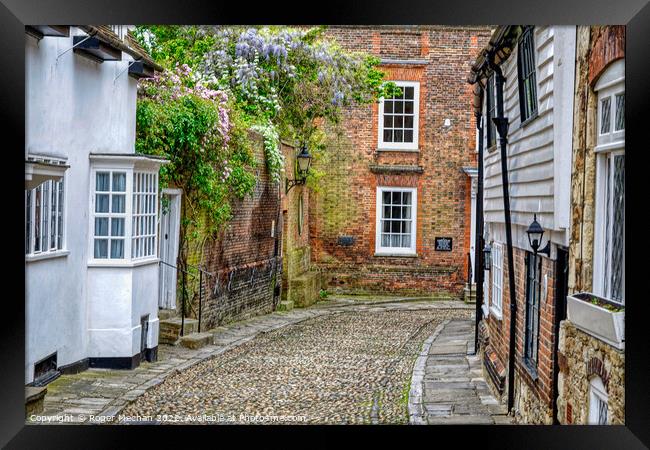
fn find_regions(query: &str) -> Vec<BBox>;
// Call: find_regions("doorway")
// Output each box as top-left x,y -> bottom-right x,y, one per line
159,189 -> 182,310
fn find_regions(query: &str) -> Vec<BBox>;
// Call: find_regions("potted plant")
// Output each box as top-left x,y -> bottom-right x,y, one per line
566,292 -> 625,350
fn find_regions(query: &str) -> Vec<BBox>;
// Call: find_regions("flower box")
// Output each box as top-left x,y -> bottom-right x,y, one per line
566,292 -> 624,350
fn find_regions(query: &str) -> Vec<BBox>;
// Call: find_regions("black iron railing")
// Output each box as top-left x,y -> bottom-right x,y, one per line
159,260 -> 214,335
467,252 -> 473,302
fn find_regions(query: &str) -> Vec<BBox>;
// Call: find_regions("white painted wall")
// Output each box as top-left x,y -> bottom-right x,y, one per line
25,27 -> 159,383
482,26 -> 576,253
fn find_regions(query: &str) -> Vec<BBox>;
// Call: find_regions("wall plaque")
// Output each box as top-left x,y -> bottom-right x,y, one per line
435,237 -> 453,251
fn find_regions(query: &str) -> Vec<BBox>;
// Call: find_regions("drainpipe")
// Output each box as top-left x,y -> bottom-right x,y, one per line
474,108 -> 485,354
488,55 -> 518,414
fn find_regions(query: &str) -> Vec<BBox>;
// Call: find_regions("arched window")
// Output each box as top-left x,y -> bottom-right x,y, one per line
588,376 -> 609,425
593,59 -> 625,304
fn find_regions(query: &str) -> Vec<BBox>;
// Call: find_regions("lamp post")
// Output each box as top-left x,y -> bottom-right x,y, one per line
526,214 -> 551,256
285,145 -> 312,194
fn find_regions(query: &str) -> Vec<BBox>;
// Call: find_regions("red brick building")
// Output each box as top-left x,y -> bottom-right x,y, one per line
309,26 -> 492,296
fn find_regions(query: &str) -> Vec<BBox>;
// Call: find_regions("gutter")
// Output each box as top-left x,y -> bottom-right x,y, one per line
473,90 -> 485,354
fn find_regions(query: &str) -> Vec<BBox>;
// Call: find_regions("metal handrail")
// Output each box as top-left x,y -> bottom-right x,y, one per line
159,260 -> 214,335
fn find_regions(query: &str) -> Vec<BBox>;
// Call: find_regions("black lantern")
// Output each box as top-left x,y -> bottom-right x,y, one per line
483,243 -> 492,271
526,214 -> 550,256
286,145 -> 312,193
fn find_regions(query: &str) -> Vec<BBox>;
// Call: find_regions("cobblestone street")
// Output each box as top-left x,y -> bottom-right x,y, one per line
30,297 -> 510,425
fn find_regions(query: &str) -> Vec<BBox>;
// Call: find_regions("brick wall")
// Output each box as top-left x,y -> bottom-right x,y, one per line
310,26 -> 491,296
184,133 -> 283,329
480,246 -> 558,424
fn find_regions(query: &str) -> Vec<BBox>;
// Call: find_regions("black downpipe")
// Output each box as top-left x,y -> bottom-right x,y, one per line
474,109 -> 485,354
490,60 -> 517,414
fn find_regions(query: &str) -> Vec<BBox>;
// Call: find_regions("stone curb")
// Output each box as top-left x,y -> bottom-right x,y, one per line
408,319 -> 451,425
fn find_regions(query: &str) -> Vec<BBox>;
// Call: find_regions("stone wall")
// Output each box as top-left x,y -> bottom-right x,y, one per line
309,26 -> 492,296
185,133 -> 283,329
556,321 -> 625,424
280,142 -> 323,309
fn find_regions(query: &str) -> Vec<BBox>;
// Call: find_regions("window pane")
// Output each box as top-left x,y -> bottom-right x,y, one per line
394,130 -> 403,142
402,192 -> 412,206
94,239 -> 108,258
610,155 -> 625,302
26,190 -> 32,254
615,94 -> 625,131
404,86 -> 414,99
383,130 -> 393,142
394,116 -> 403,128
34,187 -> 41,252
112,194 -> 125,213
95,218 -> 109,236
96,194 -> 109,213
382,220 -> 391,233
50,182 -> 57,249
111,239 -> 124,259
404,116 -> 413,129
111,218 -> 125,237
96,172 -> 110,191
57,181 -> 64,249
403,221 -> 411,233
401,235 -> 411,248
381,234 -> 390,247
112,172 -> 126,192
392,206 -> 401,218
391,234 -> 400,247
383,191 -> 391,205
391,220 -> 401,233
601,97 -> 611,134
384,100 -> 393,113
383,205 -> 391,219
404,101 -> 413,114
392,192 -> 401,204
384,115 -> 393,128
42,182 -> 49,252
394,101 -> 403,113
404,130 -> 413,143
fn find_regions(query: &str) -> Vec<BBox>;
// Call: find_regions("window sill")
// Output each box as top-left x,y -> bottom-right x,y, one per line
374,252 -> 418,258
489,306 -> 503,320
376,147 -> 419,153
486,144 -> 498,153
522,357 -> 539,381
519,110 -> 539,129
25,250 -> 70,263
87,257 -> 160,268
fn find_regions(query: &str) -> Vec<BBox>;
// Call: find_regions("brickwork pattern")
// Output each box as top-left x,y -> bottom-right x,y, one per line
481,246 -> 558,424
310,26 -> 491,295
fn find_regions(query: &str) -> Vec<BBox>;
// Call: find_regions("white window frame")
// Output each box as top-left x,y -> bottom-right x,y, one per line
131,171 -> 160,260
377,81 -> 420,151
25,178 -> 67,261
375,186 -> 417,256
593,59 -> 625,304
490,241 -> 504,318
588,376 -> 609,425
88,162 -> 160,267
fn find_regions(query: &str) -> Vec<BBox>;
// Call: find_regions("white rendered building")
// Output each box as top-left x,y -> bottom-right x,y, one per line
24,25 -> 166,384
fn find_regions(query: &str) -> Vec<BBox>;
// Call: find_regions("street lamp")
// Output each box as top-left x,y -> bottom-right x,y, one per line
285,145 -> 312,193
483,243 -> 492,271
526,213 -> 551,256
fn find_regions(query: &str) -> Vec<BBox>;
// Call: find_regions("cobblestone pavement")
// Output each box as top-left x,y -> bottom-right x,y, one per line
29,297 -> 475,425
408,319 -> 513,424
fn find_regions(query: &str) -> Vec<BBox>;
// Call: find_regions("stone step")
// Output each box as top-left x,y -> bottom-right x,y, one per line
159,318 -> 199,345
277,300 -> 294,312
158,308 -> 177,320
179,332 -> 213,350
25,386 -> 47,417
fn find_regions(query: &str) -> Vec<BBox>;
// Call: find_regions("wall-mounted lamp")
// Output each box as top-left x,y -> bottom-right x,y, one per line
285,145 -> 312,194
526,213 -> 551,257
483,243 -> 492,271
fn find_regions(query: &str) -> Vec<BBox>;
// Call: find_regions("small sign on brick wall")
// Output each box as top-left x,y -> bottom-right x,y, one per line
434,237 -> 453,251
338,236 -> 355,246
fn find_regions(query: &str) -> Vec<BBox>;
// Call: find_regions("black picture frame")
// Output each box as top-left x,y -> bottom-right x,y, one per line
2,0 -> 648,447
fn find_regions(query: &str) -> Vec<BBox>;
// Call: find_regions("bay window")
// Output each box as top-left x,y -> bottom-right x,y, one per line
88,154 -> 165,265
